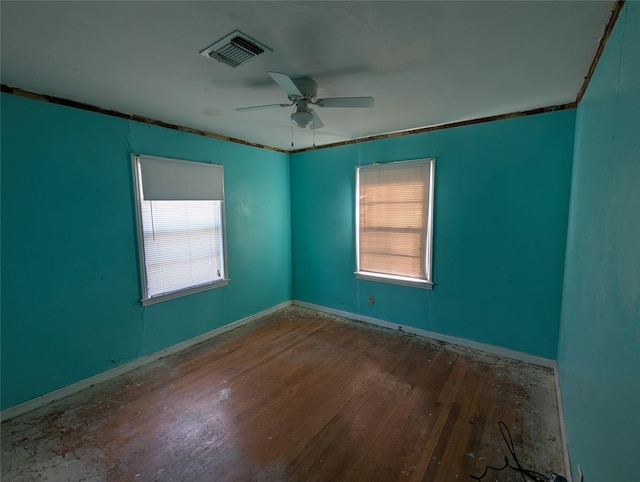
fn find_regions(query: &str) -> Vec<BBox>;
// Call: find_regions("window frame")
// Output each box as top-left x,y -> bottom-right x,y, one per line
355,158 -> 435,289
131,153 -> 229,306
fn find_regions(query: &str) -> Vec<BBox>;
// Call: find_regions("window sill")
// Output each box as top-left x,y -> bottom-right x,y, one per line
141,279 -> 229,306
355,271 -> 433,289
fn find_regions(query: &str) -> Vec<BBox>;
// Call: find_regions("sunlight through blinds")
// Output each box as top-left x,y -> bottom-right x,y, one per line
357,159 -> 433,281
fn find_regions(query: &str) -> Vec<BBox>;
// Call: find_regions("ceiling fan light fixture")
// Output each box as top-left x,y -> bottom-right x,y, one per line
291,110 -> 314,128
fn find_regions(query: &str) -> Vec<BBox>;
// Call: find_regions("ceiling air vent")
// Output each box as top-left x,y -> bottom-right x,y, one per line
200,30 -> 271,68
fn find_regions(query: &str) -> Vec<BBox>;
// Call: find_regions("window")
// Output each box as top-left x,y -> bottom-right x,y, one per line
356,158 -> 435,288
132,154 -> 228,305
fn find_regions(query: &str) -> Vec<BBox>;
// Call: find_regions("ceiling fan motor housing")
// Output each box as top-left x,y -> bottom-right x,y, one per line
290,77 -> 318,100
236,71 -> 372,130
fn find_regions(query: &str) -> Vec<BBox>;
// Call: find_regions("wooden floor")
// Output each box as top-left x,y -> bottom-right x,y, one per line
2,307 -> 564,481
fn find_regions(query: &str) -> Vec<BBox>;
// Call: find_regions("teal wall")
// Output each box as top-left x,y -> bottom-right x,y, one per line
291,110 -> 576,359
557,2 -> 640,480
1,94 -> 292,410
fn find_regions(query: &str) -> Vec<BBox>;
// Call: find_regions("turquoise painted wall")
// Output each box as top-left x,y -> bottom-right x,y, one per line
557,2 -> 640,480
0,94 -> 292,410
291,110 -> 576,359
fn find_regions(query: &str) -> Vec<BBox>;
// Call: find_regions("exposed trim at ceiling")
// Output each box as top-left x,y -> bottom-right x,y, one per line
0,84 -> 287,153
1,84 -> 577,154
575,0 -> 626,104
289,102 -> 577,154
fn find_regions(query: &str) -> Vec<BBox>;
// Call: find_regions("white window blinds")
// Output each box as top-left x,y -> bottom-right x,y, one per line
138,155 -> 224,201
356,159 -> 434,287
132,154 -> 227,305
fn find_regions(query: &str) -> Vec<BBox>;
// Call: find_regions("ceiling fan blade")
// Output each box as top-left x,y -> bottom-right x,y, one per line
315,96 -> 374,108
311,110 -> 324,129
268,71 -> 303,97
236,103 -> 291,112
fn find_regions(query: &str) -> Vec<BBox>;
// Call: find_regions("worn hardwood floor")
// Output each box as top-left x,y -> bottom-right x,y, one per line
1,307 -> 564,481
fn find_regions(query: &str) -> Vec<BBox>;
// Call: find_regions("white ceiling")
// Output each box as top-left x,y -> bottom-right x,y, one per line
1,1 -> 615,151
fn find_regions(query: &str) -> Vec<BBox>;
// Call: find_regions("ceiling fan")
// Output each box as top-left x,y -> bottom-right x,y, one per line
236,71 -> 374,129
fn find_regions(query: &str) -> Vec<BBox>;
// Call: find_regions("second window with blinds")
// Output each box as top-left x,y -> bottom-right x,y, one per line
356,158 -> 435,288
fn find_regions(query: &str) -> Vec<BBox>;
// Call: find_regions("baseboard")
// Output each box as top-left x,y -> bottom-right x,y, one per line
292,300 -> 556,368
0,300 -> 292,422
554,364 -> 573,482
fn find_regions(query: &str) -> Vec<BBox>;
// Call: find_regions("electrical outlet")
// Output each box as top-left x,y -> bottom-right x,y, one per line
368,295 -> 375,305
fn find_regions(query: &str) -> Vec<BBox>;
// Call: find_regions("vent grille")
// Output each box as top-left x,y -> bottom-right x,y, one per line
200,30 -> 271,68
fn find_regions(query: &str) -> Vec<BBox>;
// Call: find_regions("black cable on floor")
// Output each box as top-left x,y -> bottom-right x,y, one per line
470,421 -> 552,482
